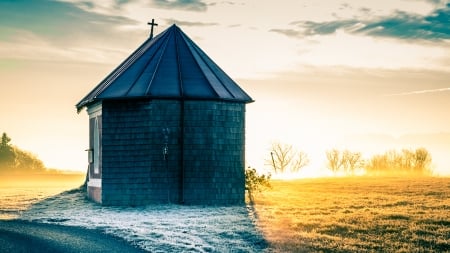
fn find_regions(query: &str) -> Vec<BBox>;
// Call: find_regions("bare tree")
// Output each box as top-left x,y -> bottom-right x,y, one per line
366,154 -> 385,176
342,150 -> 364,175
364,148 -> 432,176
326,149 -> 344,173
413,148 -> 432,173
267,142 -> 309,173
400,149 -> 414,171
292,151 -> 310,172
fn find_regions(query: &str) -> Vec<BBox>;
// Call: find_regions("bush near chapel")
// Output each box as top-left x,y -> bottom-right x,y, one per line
245,167 -> 271,202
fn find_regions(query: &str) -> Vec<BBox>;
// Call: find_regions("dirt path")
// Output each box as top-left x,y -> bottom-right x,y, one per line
0,220 -> 146,253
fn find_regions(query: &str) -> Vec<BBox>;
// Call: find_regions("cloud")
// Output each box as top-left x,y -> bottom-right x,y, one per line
228,24 -> 241,28
208,1 -> 243,6
425,0 -> 445,5
386,87 -> 450,96
115,0 -> 134,5
151,0 -> 207,11
358,7 -> 450,40
0,0 -> 136,44
292,20 -> 361,36
0,0 -> 140,64
164,19 -> 218,27
272,3 -> 450,41
269,29 -> 306,38
57,0 -> 134,9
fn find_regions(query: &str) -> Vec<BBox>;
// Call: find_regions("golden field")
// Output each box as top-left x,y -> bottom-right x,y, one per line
252,177 -> 450,252
0,173 -> 85,188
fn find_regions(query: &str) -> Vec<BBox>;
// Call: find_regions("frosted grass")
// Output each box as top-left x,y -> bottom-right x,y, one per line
20,188 -> 268,252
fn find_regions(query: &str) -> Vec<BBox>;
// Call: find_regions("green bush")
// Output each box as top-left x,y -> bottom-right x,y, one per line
245,167 -> 271,203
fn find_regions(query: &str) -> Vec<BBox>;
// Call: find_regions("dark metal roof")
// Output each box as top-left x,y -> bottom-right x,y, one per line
76,24 -> 253,111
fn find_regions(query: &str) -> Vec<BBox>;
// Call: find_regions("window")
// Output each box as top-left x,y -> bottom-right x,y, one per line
93,117 -> 100,174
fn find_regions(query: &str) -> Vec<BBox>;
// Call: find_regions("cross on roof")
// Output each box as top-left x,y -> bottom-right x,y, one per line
147,19 -> 158,39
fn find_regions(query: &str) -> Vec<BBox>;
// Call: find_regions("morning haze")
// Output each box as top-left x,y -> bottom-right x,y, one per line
0,1 -> 449,252
0,0 -> 449,175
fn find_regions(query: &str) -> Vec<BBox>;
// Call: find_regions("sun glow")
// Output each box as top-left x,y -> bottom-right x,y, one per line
270,168 -> 334,180
0,0 -> 449,176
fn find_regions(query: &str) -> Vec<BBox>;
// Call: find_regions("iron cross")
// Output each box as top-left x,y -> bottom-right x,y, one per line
147,19 -> 158,39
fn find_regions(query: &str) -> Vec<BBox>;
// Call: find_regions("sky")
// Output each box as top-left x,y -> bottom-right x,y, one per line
0,0 -> 449,176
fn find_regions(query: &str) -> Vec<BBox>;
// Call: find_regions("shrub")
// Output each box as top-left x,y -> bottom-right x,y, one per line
245,167 -> 271,203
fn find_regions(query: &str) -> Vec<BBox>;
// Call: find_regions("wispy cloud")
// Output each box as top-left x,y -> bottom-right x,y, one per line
386,87 -> 450,96
151,0 -> 207,12
269,28 -> 306,38
358,6 -> 450,40
164,19 -> 218,27
208,1 -> 244,7
57,0 -> 134,12
0,0 -> 135,43
289,20 -> 361,37
272,3 -> 450,41
0,0 -> 138,64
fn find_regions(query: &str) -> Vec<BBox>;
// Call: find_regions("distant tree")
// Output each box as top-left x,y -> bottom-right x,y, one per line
1,132 -> 11,148
326,149 -> 364,175
412,148 -> 432,174
365,148 -> 432,176
342,150 -> 364,175
292,151 -> 310,172
14,149 -> 45,172
268,142 -> 293,173
267,142 -> 309,173
400,149 -> 414,171
0,132 -> 47,173
0,132 -> 15,169
326,149 -> 344,173
365,154 -> 387,175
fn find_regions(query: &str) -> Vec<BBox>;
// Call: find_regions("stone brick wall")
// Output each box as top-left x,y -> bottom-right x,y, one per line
99,99 -> 245,206
183,101 -> 245,205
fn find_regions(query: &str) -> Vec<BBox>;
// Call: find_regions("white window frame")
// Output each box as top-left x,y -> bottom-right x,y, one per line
93,117 -> 100,174
87,102 -> 102,177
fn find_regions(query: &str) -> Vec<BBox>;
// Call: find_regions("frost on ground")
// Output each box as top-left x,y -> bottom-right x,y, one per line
19,188 -> 268,252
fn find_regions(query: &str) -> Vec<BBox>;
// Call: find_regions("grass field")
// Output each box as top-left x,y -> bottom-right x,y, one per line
252,177 -> 450,252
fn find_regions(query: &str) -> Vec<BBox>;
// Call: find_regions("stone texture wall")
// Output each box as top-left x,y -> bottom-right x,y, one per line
183,101 -> 245,205
99,99 -> 245,206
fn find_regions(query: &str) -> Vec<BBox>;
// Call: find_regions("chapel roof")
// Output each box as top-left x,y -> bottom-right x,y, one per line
76,24 -> 253,111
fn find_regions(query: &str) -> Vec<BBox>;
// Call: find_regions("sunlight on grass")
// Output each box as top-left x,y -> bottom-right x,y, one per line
253,177 -> 450,252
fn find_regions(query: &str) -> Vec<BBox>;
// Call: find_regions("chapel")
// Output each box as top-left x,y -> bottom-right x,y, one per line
76,24 -> 253,205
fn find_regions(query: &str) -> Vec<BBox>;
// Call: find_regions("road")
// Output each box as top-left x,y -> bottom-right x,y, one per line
0,220 -> 146,253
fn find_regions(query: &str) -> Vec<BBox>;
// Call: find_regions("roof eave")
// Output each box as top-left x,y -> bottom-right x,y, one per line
76,95 -> 253,112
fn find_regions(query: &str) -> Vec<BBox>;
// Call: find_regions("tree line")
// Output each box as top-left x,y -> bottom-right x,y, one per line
364,148 -> 432,176
326,148 -> 432,176
266,142 -> 433,176
0,132 -> 47,174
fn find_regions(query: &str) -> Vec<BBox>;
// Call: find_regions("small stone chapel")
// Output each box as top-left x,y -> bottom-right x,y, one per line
76,23 -> 253,206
